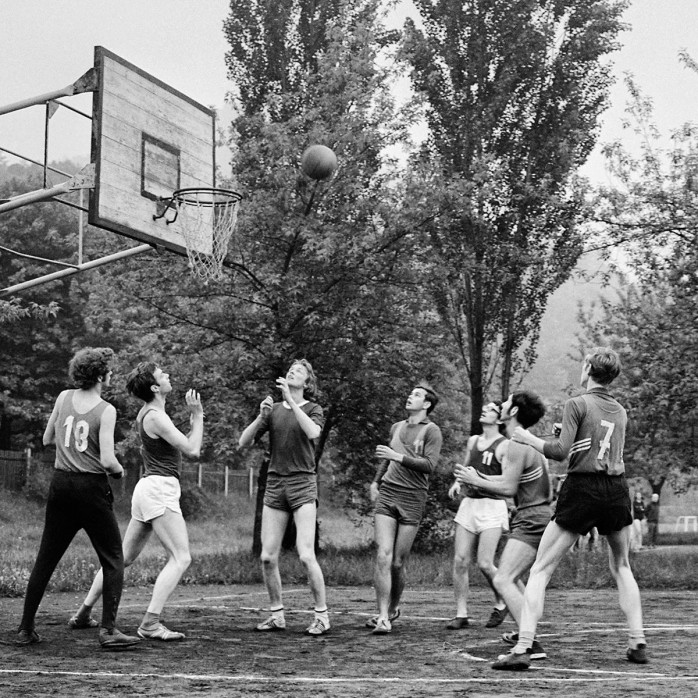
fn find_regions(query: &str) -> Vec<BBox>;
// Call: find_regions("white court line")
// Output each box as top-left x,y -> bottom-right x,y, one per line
41,591 -> 697,685
123,591 -> 698,633
0,668 -> 696,684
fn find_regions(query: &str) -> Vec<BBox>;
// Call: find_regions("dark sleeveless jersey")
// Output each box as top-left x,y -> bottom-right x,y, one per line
507,440 -> 552,510
138,408 -> 182,479
466,435 -> 506,499
54,390 -> 109,474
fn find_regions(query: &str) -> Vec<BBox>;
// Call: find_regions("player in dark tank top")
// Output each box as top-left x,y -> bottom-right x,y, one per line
70,361 -> 204,643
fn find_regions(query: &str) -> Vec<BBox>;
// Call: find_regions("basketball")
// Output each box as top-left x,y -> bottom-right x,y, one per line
301,145 -> 337,181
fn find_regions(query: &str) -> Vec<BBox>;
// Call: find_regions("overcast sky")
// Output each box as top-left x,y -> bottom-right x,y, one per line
1,0 -> 697,183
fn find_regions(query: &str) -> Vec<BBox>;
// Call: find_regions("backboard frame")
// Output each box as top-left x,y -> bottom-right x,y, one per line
89,46 -> 217,257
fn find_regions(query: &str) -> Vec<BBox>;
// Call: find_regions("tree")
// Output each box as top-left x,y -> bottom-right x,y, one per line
578,274 -> 698,498
579,71 -> 698,499
400,0 -> 628,432
0,175 -> 91,448
222,0 -> 466,548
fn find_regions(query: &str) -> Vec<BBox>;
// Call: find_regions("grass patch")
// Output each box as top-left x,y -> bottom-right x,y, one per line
2,487 -> 698,597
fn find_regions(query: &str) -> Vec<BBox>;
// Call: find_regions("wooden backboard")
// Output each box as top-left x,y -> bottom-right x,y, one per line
89,46 -> 216,256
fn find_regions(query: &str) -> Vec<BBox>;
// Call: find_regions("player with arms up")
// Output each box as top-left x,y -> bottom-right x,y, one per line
494,347 -> 647,669
70,362 -> 203,642
239,360 -> 329,636
16,347 -> 139,650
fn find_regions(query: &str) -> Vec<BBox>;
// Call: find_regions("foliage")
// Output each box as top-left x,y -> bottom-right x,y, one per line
578,274 -> 698,496
0,175 -> 97,448
399,0 -> 628,431
578,70 -> 698,497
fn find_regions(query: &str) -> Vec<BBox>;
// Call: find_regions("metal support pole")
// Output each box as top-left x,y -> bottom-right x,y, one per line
0,68 -> 97,117
1,244 -> 153,295
224,465 -> 229,498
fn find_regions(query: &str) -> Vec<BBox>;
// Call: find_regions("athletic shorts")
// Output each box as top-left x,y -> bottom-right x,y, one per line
553,472 -> 632,536
264,472 -> 317,513
375,482 -> 428,526
508,503 -> 552,548
454,496 -> 509,534
131,475 -> 182,522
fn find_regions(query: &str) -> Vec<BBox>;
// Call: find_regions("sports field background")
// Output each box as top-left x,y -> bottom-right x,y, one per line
1,585 -> 696,697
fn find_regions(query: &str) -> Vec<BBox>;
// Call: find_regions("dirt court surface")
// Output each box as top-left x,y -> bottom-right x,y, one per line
1,585 -> 696,697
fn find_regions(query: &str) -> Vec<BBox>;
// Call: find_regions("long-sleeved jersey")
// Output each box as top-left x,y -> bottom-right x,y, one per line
543,387 -> 626,476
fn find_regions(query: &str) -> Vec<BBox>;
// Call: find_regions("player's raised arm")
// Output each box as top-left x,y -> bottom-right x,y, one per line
239,395 -> 273,448
148,389 -> 204,458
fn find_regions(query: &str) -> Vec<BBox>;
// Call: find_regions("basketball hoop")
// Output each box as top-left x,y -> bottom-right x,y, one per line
154,187 -> 242,282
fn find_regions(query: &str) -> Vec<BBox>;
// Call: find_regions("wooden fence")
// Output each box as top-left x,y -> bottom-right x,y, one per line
0,449 -> 29,490
0,449 -> 258,498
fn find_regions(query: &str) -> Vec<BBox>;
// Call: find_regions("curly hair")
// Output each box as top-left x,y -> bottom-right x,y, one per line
69,348 -> 114,389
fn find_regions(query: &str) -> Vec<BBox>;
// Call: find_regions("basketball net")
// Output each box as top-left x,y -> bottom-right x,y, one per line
172,188 -> 242,282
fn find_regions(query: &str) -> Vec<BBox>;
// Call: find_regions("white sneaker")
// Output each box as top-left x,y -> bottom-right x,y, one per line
255,615 -> 286,631
305,617 -> 330,635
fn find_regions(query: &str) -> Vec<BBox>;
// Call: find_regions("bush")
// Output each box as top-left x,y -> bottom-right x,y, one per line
23,459 -> 53,502
179,485 -> 214,520
412,471 -> 455,553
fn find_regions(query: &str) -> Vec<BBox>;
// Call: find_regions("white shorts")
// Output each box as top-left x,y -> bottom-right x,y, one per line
454,496 -> 509,534
131,475 -> 182,522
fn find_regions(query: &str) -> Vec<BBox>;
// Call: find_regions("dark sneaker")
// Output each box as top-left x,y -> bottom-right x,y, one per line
492,650 -> 531,671
627,644 -> 648,664
99,627 -> 141,650
485,607 -> 508,628
529,640 -> 547,660
15,628 -> 42,646
446,616 -> 470,630
501,633 -> 545,660
365,608 -> 400,629
68,614 -> 99,629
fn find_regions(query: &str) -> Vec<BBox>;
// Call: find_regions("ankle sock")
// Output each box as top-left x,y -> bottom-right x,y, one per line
628,631 -> 646,649
141,611 -> 160,630
76,604 -> 93,621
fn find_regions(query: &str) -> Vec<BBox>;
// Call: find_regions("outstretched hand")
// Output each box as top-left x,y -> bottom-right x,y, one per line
512,426 -> 532,444
185,389 -> 204,417
276,377 -> 293,404
259,395 -> 273,416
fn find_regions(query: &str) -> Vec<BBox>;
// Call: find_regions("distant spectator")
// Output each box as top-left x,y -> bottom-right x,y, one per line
631,492 -> 646,552
645,494 -> 660,548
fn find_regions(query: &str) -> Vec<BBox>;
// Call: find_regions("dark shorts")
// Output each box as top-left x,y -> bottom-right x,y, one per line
375,482 -> 428,526
509,503 -> 552,549
553,472 -> 632,536
264,472 -> 317,513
